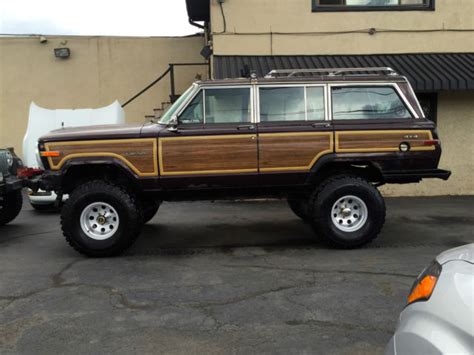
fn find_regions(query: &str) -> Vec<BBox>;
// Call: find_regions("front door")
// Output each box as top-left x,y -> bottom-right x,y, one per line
257,84 -> 334,186
159,86 -> 258,189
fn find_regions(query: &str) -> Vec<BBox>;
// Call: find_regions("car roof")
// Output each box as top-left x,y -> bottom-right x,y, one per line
196,74 -> 409,86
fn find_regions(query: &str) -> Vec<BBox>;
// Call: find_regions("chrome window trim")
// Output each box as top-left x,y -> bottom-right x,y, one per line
328,82 -> 419,120
405,81 -> 426,118
256,83 -> 327,123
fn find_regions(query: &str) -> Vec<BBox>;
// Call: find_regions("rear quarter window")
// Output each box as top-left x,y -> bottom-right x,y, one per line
331,86 -> 412,120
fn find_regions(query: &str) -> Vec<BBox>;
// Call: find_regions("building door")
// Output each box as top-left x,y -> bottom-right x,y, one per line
159,86 -> 258,189
257,84 -> 333,186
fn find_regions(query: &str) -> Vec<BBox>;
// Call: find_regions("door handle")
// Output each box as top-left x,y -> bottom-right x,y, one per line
312,122 -> 331,128
237,125 -> 255,130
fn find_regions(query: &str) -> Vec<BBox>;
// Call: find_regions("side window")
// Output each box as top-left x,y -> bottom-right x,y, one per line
179,91 -> 203,124
331,86 -> 412,120
259,86 -> 326,122
306,87 -> 325,121
260,87 -> 305,122
205,88 -> 251,124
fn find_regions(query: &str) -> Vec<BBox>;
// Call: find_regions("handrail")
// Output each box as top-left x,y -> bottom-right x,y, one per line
122,62 -> 208,108
122,67 -> 171,108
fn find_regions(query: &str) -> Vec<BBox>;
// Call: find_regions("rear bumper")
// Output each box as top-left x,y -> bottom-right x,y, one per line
0,175 -> 24,194
383,169 -> 451,184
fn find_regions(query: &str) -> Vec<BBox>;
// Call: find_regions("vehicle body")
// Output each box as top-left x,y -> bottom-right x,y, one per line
31,67 -> 451,256
23,101 -> 125,210
0,148 -> 24,226
386,243 -> 474,355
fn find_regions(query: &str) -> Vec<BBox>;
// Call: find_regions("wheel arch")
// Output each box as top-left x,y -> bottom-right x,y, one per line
59,161 -> 140,194
307,155 -> 385,186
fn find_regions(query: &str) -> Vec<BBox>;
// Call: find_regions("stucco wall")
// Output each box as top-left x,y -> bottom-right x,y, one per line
0,35 -> 206,155
210,0 -> 474,55
381,91 -> 474,196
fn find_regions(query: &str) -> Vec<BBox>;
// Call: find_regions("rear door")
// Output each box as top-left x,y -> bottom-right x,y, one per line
256,84 -> 334,186
159,85 -> 258,189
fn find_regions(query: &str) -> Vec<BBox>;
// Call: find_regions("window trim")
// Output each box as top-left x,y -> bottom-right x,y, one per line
256,83 -> 328,123
312,0 -> 435,12
328,83 -> 419,121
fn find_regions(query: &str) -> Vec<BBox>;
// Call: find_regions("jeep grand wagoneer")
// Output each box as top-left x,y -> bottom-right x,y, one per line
33,67 -> 450,256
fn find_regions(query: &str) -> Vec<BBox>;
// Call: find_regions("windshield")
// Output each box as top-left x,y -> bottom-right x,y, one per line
158,84 -> 197,124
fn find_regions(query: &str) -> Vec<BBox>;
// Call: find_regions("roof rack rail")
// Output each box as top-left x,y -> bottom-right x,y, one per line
265,67 -> 398,78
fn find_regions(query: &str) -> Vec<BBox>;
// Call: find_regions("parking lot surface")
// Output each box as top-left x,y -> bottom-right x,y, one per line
1,196 -> 473,354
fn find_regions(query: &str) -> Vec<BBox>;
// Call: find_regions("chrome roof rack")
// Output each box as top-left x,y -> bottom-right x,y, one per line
265,67 -> 398,78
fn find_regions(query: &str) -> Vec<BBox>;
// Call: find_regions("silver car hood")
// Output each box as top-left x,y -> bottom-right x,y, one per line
436,243 -> 474,265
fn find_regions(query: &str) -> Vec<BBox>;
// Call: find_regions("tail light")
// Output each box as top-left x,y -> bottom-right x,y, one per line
17,167 -> 44,178
407,261 -> 442,305
423,140 -> 440,146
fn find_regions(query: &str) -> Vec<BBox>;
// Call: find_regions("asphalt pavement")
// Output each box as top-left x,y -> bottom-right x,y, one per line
1,196 -> 473,354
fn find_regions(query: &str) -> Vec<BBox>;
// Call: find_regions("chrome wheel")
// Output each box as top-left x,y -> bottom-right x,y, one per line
331,195 -> 368,232
80,202 -> 119,240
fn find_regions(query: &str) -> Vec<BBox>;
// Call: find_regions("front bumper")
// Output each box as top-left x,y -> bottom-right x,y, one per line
382,169 -> 451,184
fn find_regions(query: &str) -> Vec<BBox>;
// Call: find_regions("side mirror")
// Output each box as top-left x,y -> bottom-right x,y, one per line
167,115 -> 179,133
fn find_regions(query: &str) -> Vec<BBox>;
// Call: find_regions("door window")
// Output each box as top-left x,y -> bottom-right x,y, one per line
179,91 -> 204,124
205,88 -> 251,124
259,86 -> 325,122
331,86 -> 412,120
179,88 -> 251,124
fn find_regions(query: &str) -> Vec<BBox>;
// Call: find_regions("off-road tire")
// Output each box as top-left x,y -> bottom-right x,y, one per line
309,175 -> 385,249
142,199 -> 161,224
31,202 -> 59,212
287,197 -> 310,222
0,190 -> 23,226
61,180 -> 143,257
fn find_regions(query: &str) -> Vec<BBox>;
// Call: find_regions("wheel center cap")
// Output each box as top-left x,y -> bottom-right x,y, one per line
341,208 -> 352,217
96,215 -> 106,225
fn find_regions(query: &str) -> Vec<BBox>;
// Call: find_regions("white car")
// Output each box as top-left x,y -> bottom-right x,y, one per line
23,101 -> 125,210
386,243 -> 474,354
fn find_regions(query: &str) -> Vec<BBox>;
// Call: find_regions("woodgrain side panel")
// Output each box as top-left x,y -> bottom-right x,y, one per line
159,135 -> 258,176
259,132 -> 334,172
336,130 -> 435,152
45,139 -> 158,176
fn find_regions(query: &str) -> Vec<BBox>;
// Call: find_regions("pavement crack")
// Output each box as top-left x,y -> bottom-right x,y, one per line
285,318 -> 393,333
221,264 -> 417,279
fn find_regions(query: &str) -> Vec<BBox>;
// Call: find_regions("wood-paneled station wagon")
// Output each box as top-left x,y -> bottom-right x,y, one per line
34,67 -> 450,256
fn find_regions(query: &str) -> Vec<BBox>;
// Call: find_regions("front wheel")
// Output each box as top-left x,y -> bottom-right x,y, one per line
61,181 -> 143,257
309,176 -> 385,249
141,199 -> 161,224
0,190 -> 23,226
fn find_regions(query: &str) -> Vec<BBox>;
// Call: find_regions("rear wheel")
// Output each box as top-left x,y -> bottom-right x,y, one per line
0,190 -> 23,226
61,180 -> 143,257
287,197 -> 310,222
309,175 -> 385,249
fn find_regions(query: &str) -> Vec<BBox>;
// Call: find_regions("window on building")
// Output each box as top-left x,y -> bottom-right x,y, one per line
417,93 -> 438,123
259,86 -> 325,122
179,88 -> 251,124
331,86 -> 412,120
313,0 -> 434,11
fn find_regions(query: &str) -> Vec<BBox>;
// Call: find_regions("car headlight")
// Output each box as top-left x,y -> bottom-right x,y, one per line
5,151 -> 13,167
407,260 -> 442,305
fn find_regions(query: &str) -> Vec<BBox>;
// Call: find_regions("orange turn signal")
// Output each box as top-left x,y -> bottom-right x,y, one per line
407,275 -> 438,305
407,261 -> 441,306
40,151 -> 61,157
